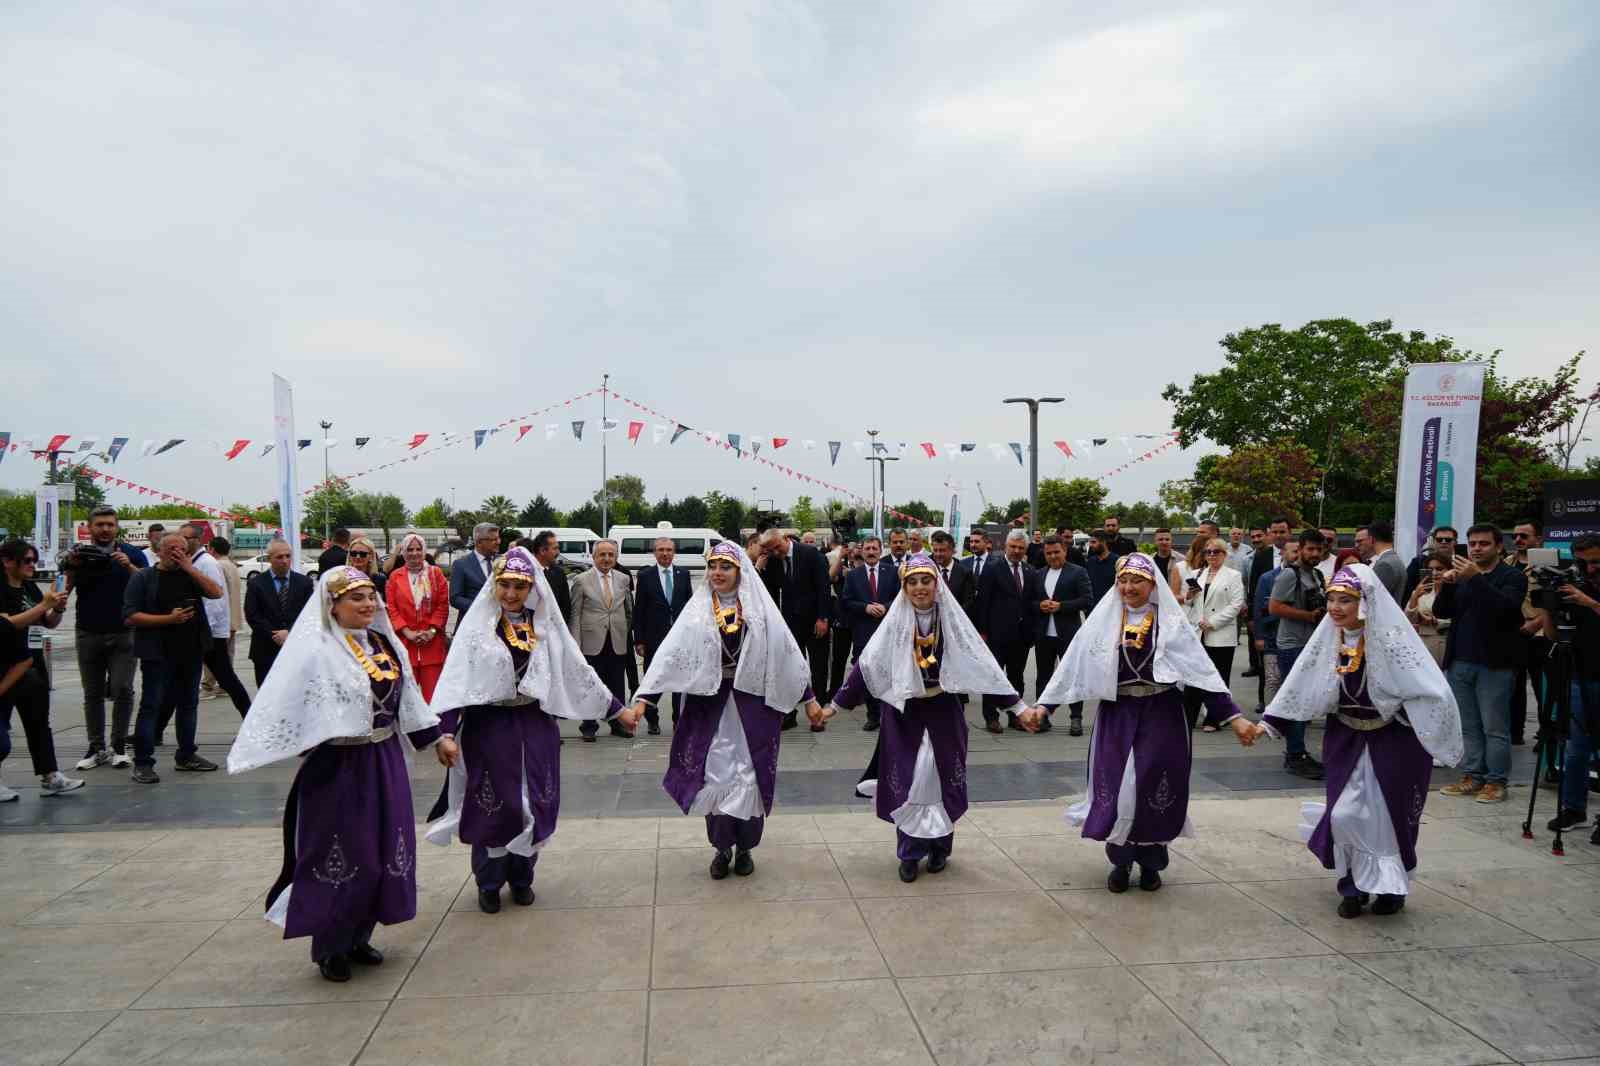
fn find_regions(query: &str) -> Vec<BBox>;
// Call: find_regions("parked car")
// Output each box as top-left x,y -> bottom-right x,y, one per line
238,551 -> 322,580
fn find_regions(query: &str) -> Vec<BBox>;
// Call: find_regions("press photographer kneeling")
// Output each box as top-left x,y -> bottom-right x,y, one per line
1535,534 -> 1600,833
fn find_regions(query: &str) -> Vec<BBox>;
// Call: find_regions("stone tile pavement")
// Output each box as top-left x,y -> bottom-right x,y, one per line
4,793 -> 1599,1065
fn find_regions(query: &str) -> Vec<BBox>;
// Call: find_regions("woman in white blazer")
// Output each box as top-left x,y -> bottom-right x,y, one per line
1181,537 -> 1245,731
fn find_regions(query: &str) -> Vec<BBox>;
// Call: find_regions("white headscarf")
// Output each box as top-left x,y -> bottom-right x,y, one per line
227,566 -> 439,773
637,542 -> 811,711
1039,552 -> 1225,706
429,552 -> 616,721
856,554 -> 1018,712
1268,563 -> 1463,764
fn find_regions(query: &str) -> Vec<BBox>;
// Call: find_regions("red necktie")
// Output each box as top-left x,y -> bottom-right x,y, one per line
869,567 -> 878,600
1013,562 -> 1022,591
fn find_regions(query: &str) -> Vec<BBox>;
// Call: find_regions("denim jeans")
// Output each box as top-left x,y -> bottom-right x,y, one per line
1447,660 -> 1515,785
75,630 -> 137,753
133,656 -> 202,768
1274,647 -> 1309,757
1563,680 -> 1598,813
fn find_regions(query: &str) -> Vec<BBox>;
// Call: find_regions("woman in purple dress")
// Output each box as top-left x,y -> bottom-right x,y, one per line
1250,564 -> 1461,918
425,547 -> 622,913
825,552 -> 1025,882
623,541 -> 822,879
1027,554 -> 1258,893
228,566 -> 455,983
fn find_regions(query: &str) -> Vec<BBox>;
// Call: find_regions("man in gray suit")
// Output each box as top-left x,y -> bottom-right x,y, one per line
569,539 -> 634,741
1365,520 -> 1406,604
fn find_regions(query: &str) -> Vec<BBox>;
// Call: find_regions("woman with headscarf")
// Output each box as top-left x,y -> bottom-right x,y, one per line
1247,564 -> 1462,918
425,548 -> 623,913
386,532 -> 449,701
622,542 -> 823,879
345,535 -> 387,599
228,566 -> 455,983
824,551 -> 1024,882
1025,554 -> 1258,893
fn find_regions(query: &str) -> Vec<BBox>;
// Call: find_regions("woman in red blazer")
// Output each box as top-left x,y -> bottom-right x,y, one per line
386,533 -> 450,701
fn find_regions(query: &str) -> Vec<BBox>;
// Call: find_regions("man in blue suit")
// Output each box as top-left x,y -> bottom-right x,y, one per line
632,535 -> 693,734
841,535 -> 899,731
449,523 -> 501,629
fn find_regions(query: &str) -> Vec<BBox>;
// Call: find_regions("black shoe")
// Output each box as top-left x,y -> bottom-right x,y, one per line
926,853 -> 947,874
581,733 -> 597,743
609,721 -> 632,739
1241,669 -> 1260,678
477,889 -> 501,914
1338,896 -> 1366,919
318,954 -> 352,982
174,755 -> 218,772
710,849 -> 732,880
1107,865 -> 1131,893
810,723 -> 826,732
1068,718 -> 1084,737
984,718 -> 1004,735
863,717 -> 879,732
781,711 -> 798,732
647,722 -> 661,736
1007,715 -> 1026,732
131,766 -> 160,784
511,885 -> 535,906
1284,754 -> 1325,781
733,849 -> 754,876
1371,894 -> 1405,916
1138,867 -> 1162,892
1036,716 -> 1053,733
346,943 -> 384,966
898,859 -> 920,883
1548,809 -> 1588,831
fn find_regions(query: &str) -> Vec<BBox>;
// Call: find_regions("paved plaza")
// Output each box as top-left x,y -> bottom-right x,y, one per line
4,639 -> 1600,1064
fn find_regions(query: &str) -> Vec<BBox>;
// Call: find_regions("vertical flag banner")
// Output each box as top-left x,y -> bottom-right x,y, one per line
407,433 -> 429,449
947,484 -> 962,536
920,442 -> 937,458
727,432 -> 741,453
260,443 -> 275,457
571,421 -> 584,440
75,437 -> 98,453
515,425 -> 532,443
960,443 -> 976,456
224,439 -> 250,461
1053,440 -> 1073,458
356,436 -> 371,449
670,424 -> 692,444
272,373 -> 303,571
772,437 -> 788,449
1394,363 -> 1485,563
1008,442 -> 1024,466
627,421 -> 644,443
474,429 -> 489,449
107,437 -> 128,462
45,434 -> 70,454
155,439 -> 185,455
750,439 -> 762,456
295,439 -> 311,451
651,423 -> 668,445
545,424 -> 558,440
828,441 -> 842,466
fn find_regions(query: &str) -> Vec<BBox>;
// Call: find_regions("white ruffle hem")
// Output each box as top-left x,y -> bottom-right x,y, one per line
1298,748 -> 1409,897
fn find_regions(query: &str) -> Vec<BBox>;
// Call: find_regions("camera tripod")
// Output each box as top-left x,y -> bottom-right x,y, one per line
1520,639 -> 1600,852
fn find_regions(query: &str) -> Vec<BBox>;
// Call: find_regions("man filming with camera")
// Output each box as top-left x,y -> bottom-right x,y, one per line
62,505 -> 146,769
1536,534 -> 1600,831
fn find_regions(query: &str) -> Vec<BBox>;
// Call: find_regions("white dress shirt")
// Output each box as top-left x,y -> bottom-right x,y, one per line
1042,566 -> 1063,638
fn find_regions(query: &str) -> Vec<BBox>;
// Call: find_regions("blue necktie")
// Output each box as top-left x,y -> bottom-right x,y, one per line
663,567 -> 673,600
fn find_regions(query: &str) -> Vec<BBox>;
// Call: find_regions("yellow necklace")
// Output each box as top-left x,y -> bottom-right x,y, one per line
1336,633 -> 1365,675
502,617 -> 537,652
914,628 -> 939,670
1121,609 -> 1154,650
346,634 -> 399,681
715,601 -> 743,635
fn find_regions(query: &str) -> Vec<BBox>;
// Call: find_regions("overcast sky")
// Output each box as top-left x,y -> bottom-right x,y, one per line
3,1 -> 1596,525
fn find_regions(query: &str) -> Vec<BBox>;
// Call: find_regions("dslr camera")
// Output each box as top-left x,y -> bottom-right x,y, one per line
60,542 -> 116,578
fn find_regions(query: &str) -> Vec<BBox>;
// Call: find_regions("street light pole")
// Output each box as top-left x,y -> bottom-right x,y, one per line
319,420 -> 333,538
1003,396 -> 1064,533
600,372 -> 610,535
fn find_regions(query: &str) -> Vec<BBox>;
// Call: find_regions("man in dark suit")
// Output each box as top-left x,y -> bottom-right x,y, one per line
632,535 -> 692,734
960,529 -> 996,623
928,531 -> 972,608
450,522 -> 501,625
841,535 -> 899,730
316,527 -> 350,577
1030,535 -> 1093,735
243,539 -> 314,686
756,528 -> 833,731
527,531 -> 573,623
976,529 -> 1039,733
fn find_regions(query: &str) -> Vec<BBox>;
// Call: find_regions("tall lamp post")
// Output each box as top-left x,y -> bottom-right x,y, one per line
319,419 -> 333,539
865,451 -> 899,538
600,373 -> 610,535
1003,396 -> 1063,533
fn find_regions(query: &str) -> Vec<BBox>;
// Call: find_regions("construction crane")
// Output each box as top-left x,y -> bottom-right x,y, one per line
975,481 -> 992,515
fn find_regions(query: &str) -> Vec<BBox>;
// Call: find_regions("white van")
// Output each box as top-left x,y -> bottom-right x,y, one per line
608,522 -> 724,571
510,527 -> 601,569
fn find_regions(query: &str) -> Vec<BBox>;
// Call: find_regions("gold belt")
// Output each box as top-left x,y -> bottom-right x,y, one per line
1335,712 -> 1389,732
327,725 -> 395,746
491,696 -> 538,708
1117,682 -> 1173,698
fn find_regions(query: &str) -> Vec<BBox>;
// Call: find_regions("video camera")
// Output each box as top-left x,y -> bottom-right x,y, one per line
59,543 -> 116,578
1533,561 -> 1595,632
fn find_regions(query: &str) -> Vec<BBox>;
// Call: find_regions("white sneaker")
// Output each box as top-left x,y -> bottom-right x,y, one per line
109,752 -> 132,768
40,772 -> 86,796
0,783 -> 18,802
74,749 -> 111,771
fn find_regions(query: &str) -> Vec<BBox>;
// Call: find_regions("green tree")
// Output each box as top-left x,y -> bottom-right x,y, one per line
479,495 -> 518,527
414,497 -> 451,528
1004,498 -> 1031,523
52,462 -> 106,510
1206,440 -> 1323,526
1035,478 -> 1109,532
302,480 -> 362,536
517,494 -> 559,527
0,490 -> 34,539
702,491 -> 747,539
671,495 -> 709,528
978,503 -> 1006,524
594,474 -> 646,510
349,492 -> 409,546
790,495 -> 817,531
565,501 -> 602,533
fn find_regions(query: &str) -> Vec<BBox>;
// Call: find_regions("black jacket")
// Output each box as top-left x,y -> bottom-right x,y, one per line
244,569 -> 315,664
633,564 -> 693,649
317,544 -> 348,576
976,555 -> 1039,646
1247,546 -> 1278,623
543,565 -> 573,625
123,565 -> 214,661
1107,534 -> 1138,557
841,559 -> 900,653
1030,563 -> 1093,643
761,541 -> 831,636
1433,561 -> 1529,669
940,559 -> 976,617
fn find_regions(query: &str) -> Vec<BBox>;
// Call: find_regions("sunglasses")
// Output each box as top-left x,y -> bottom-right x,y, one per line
349,551 -> 372,558
1204,548 -> 1226,555
20,557 -> 38,565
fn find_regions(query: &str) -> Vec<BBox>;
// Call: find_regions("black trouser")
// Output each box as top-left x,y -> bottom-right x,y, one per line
1511,636 -> 1549,743
252,654 -> 275,689
1186,645 -> 1236,727
582,637 -> 630,737
0,664 -> 58,777
1033,632 -> 1083,718
983,639 -> 1029,721
76,629 -> 137,755
809,630 -> 833,701
640,645 -> 680,727
829,626 -> 852,696
202,638 -> 252,717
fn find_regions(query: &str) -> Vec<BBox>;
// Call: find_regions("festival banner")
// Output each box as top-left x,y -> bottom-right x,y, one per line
33,485 -> 60,569
271,374 -> 302,571
1394,363 -> 1485,563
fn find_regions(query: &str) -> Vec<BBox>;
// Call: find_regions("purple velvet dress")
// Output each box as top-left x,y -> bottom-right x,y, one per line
266,630 -> 441,962
834,637 -> 1020,862
643,626 -> 812,852
1052,615 -> 1241,869
432,615 -> 622,893
1265,656 -> 1433,898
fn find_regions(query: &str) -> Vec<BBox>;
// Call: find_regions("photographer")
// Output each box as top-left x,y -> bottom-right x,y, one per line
1537,534 -> 1600,831
62,504 -> 145,769
1268,528 -> 1329,780
123,531 -> 223,783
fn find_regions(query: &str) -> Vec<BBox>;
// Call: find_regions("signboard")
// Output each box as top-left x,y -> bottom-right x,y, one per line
1393,363 -> 1486,563
32,485 -> 60,568
1543,479 -> 1600,556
